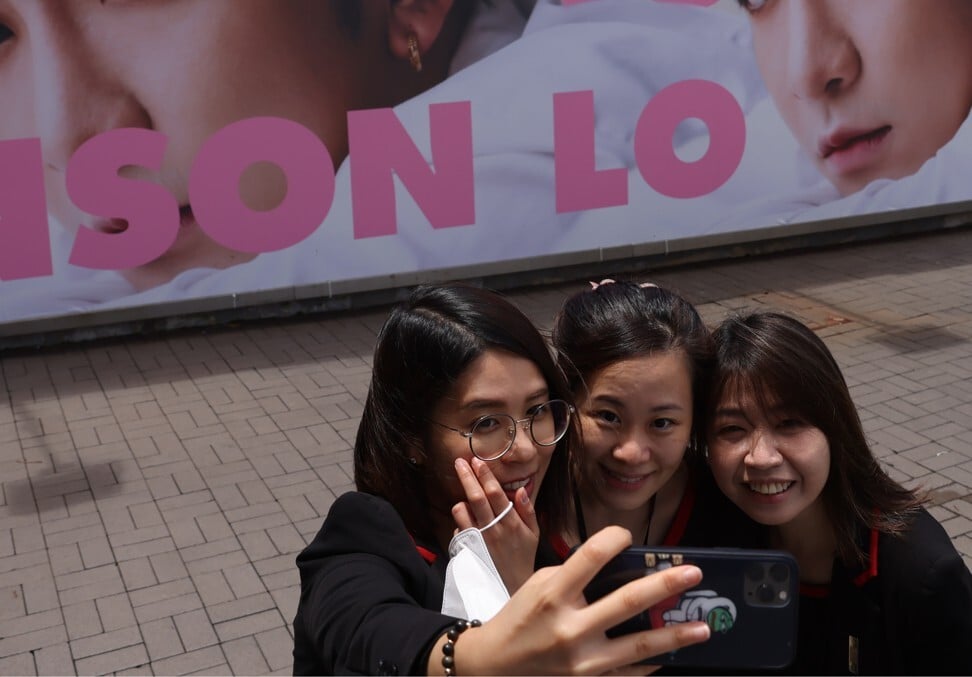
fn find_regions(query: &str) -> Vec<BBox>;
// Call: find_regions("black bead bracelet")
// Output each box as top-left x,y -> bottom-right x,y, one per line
441,618 -> 481,676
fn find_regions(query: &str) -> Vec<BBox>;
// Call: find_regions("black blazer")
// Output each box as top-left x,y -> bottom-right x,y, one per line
787,507 -> 972,675
292,492 -> 459,676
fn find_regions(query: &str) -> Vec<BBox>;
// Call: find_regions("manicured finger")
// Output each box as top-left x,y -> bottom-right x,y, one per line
513,487 -> 539,537
454,458 -> 495,527
586,621 -> 710,674
471,457 -> 517,515
586,564 -> 703,635
551,525 -> 633,597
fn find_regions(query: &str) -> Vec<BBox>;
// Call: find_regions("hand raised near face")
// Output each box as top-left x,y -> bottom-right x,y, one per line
452,457 -> 539,593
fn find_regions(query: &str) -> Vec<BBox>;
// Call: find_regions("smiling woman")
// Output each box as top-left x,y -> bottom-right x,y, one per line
738,0 -> 972,196
544,280 -> 747,566
705,312 -> 972,674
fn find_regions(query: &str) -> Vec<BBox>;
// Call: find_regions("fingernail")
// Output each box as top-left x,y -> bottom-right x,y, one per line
455,458 -> 467,472
519,489 -> 530,504
682,566 -> 702,584
689,623 -> 711,641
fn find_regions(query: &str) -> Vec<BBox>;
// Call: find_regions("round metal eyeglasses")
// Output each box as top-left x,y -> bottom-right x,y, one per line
430,399 -> 574,461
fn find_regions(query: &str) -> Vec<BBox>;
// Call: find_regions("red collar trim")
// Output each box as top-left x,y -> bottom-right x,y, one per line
415,545 -> 438,564
550,533 -> 572,561
852,527 -> 879,586
797,528 -> 878,593
662,479 -> 696,546
407,533 -> 438,564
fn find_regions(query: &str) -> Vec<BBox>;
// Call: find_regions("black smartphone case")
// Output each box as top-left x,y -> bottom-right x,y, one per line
583,546 -> 799,670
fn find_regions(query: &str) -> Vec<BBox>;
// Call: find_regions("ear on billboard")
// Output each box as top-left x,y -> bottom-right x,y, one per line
387,0 -> 455,64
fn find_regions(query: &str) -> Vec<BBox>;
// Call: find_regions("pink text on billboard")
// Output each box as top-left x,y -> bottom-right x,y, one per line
0,81 -> 744,281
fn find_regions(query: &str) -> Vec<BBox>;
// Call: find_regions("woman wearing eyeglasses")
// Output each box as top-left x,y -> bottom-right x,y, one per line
292,283 -> 712,675
547,280 -> 751,564
429,395 -> 574,593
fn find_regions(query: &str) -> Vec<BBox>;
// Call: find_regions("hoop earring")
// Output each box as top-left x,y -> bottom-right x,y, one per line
407,32 -> 423,73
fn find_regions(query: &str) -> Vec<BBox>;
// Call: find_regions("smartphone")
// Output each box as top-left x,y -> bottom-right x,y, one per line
582,546 -> 799,670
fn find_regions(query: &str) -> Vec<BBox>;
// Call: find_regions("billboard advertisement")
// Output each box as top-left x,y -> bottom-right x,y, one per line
2,0 -> 971,332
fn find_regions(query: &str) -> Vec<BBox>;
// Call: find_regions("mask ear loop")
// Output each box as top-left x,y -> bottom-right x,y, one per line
479,501 -> 514,532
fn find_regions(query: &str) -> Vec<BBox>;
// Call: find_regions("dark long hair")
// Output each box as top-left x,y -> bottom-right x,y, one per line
354,283 -> 572,544
706,312 -> 921,565
552,281 -> 713,461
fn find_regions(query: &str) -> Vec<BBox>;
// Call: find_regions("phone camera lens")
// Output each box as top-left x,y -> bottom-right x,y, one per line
756,583 -> 775,603
745,562 -> 764,582
769,562 -> 789,582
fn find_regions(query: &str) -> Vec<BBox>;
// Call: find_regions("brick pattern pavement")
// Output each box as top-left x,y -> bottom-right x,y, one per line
0,227 -> 970,675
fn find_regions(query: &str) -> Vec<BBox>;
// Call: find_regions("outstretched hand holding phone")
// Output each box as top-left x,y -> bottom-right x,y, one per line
428,526 -> 711,676
582,545 -> 799,670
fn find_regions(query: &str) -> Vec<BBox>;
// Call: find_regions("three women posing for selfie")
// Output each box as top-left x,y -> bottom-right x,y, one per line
293,281 -> 972,675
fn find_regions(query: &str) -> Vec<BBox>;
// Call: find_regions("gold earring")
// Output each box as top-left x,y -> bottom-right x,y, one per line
407,32 -> 423,73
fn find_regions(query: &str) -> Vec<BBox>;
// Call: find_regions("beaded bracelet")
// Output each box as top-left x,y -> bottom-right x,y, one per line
441,618 -> 481,676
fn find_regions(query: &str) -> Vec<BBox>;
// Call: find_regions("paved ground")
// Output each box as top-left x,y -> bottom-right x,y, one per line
1,226 -> 971,675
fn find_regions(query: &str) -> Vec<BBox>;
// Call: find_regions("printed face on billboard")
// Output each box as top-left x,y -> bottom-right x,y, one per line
0,0 -> 454,290
741,0 -> 972,196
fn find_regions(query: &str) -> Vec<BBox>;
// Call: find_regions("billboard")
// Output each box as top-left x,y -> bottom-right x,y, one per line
2,0 -> 971,332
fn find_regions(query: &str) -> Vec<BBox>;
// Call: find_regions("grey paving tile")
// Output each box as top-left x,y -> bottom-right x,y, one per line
0,651 -> 36,676
142,617 -> 184,661
209,592 -> 278,626
0,625 -> 68,657
118,557 -> 158,591
73,644 -> 149,676
0,609 -> 62,641
256,626 -> 294,672
174,609 -> 220,652
133,592 -> 204,625
222,635 -> 270,676
70,625 -> 142,660
63,600 -> 103,641
151,645 -> 226,675
34,642 -> 74,676
96,592 -> 137,633
214,609 -> 285,643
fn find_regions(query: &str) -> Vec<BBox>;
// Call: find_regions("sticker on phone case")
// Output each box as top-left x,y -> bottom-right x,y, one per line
644,561 -> 737,633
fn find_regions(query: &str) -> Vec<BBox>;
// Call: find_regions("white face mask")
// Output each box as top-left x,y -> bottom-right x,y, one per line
441,502 -> 514,621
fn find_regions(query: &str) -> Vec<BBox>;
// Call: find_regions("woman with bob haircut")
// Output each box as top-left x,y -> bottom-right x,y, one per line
546,280 -> 748,563
705,311 -> 972,674
292,283 -> 711,676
